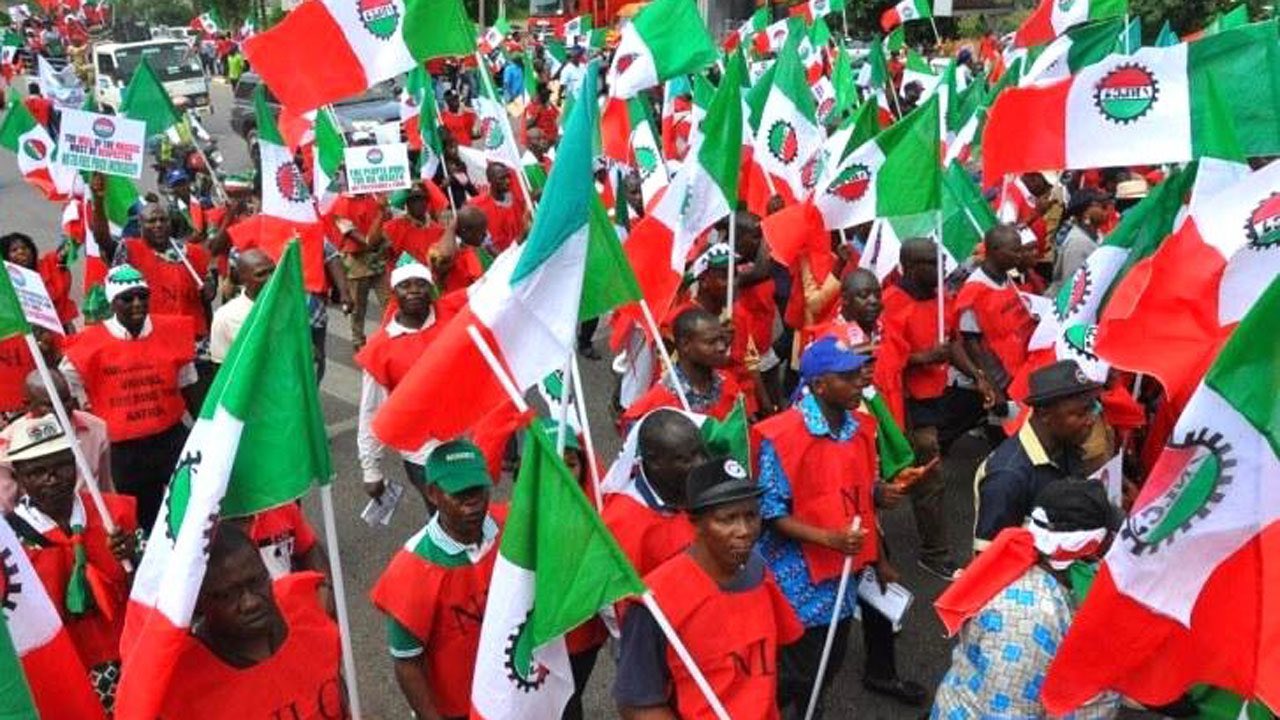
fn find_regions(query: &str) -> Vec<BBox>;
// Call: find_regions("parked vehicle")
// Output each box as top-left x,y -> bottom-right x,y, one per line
92,39 -> 210,113
229,72 -> 402,158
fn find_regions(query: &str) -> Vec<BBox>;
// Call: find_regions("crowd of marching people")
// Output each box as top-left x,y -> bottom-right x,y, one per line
0,0 -> 1277,718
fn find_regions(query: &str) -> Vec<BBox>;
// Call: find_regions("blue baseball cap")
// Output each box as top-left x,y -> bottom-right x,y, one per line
799,336 -> 871,382
163,168 -> 191,187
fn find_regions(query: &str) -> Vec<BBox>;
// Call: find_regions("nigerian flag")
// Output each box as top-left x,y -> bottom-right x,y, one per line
471,422 -> 645,718
0,260 -> 31,340
116,242 -> 332,718
121,59 -> 185,141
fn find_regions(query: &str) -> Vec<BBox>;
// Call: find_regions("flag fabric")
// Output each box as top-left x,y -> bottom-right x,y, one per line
400,64 -> 428,151
242,0 -> 475,113
470,422 -> 645,718
1154,20 -> 1180,46
116,241 -> 330,718
1041,274 -> 1280,715
0,98 -> 79,200
886,24 -> 906,52
814,94 -> 942,231
724,7 -> 766,52
755,16 -> 799,56
0,518 -> 107,719
0,250 -> 33,340
373,63 -> 635,449
120,58 -> 184,141
1203,4 -> 1250,36
1019,17 -> 1127,86
1053,163 -> 1197,331
228,88 -> 327,291
478,12 -> 510,54
753,35 -> 823,201
312,107 -> 345,214
831,46 -> 858,119
1014,0 -> 1127,47
621,55 -> 743,324
1117,14 -> 1142,53
798,0 -> 845,22
562,13 -> 591,45
191,9 -> 220,34
937,160 -> 995,266
901,49 -> 941,96
1095,159 -> 1280,408
881,0 -> 932,32
983,24 -> 1280,185
79,174 -> 140,322
606,0 -> 717,99
475,68 -> 524,171
602,96 -> 669,204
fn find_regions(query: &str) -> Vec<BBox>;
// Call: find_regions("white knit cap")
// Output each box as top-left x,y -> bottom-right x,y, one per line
389,252 -> 433,289
105,264 -> 148,303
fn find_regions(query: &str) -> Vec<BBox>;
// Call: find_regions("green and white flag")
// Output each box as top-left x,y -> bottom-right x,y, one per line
815,94 -> 941,230
475,67 -> 524,171
117,241 -> 331,717
866,162 -> 990,278
627,96 -> 669,205
0,98 -> 80,200
563,13 -> 592,46
1154,19 -> 1179,47
313,107 -> 345,213
753,34 -> 823,199
193,10 -> 221,34
470,422 -> 645,719
606,0 -> 717,99
0,255 -> 32,340
121,58 -> 185,141
1020,17 -> 1127,86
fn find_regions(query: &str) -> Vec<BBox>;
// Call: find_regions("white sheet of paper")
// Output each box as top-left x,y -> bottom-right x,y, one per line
857,569 -> 914,633
360,480 -> 405,527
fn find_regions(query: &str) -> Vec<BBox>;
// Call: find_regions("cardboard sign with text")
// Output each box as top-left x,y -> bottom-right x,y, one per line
343,143 -> 411,195
57,109 -> 146,179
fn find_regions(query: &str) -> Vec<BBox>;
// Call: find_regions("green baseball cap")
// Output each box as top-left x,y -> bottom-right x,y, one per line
426,439 -> 492,494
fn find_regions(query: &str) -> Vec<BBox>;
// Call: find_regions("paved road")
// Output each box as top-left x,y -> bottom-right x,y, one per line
1,80 -> 1155,719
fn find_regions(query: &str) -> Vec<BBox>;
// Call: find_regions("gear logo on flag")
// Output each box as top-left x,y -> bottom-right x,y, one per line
92,116 -> 116,139
1057,0 -> 1077,11
366,147 -> 384,164
614,53 -> 638,76
801,150 -> 826,191
20,137 -> 47,161
1120,428 -> 1234,555
1055,264 -> 1093,321
504,612 -> 552,692
771,28 -> 787,47
766,120 -> 800,165
1244,192 -> 1280,250
1094,64 -> 1159,125
356,0 -> 400,41
635,146 -> 659,180
1059,324 -> 1107,383
827,163 -> 872,202
275,163 -> 309,203
817,96 -> 835,120
0,546 -> 20,613
480,118 -> 505,151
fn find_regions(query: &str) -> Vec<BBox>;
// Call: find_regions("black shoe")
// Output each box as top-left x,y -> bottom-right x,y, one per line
578,344 -> 602,360
863,677 -> 928,706
918,558 -> 962,582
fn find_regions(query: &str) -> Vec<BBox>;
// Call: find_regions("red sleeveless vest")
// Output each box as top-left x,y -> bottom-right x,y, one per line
369,507 -> 506,718
354,324 -> 441,391
158,573 -> 345,720
955,276 -> 1035,383
881,284 -> 955,402
601,493 -> 696,577
64,316 -> 195,441
644,552 -> 803,720
124,238 -> 211,337
754,407 -> 879,580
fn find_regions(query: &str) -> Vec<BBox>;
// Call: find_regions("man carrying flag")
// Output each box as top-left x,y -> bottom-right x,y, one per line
615,456 -> 804,718
371,439 -> 503,720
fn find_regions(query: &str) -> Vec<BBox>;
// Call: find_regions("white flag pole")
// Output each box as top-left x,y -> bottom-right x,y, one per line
802,516 -> 862,720
569,355 -> 605,512
467,324 -> 531,414
168,238 -> 207,289
555,356 -> 573,456
642,591 -> 732,720
935,218 -> 946,344
318,483 -> 363,719
638,299 -> 692,412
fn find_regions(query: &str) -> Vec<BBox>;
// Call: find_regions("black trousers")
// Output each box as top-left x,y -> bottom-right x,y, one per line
110,423 -> 189,531
778,596 -> 899,720
561,644 -> 602,720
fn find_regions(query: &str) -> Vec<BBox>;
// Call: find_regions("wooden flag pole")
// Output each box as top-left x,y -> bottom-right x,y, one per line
318,483 -> 363,719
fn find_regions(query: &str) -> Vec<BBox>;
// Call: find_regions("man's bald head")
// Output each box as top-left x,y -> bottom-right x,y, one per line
900,237 -> 939,286
236,249 -> 276,300
841,267 -> 879,295
456,206 -> 488,246
637,409 -> 708,507
983,224 -> 1023,273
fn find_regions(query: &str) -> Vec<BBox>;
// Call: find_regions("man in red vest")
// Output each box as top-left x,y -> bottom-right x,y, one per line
614,456 -> 803,719
371,440 -> 504,720
437,206 -> 489,295
381,185 -> 452,273
622,308 -> 744,432
355,255 -> 454,507
156,523 -> 345,719
602,409 -> 707,576
956,225 -> 1037,414
116,201 -> 215,349
439,90 -> 477,147
881,238 -> 994,581
756,337 -> 927,716
4,414 -> 136,716
60,265 -> 199,530
470,163 -> 528,253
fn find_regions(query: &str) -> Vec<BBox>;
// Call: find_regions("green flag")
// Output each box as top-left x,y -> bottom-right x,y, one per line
0,262 -> 32,340
940,161 -> 996,266
701,396 -> 751,471
831,46 -> 857,120
864,388 -> 915,480
0,611 -> 39,719
120,59 -> 184,140
402,0 -> 476,59
578,193 -> 643,320
1154,20 -> 1179,46
886,24 -> 905,53
212,241 -> 333,517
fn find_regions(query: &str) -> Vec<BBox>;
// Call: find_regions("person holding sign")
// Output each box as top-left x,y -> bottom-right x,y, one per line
60,265 -> 200,530
3,413 -> 137,715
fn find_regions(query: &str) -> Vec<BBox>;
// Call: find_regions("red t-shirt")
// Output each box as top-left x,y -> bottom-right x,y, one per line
440,109 -> 477,147
382,216 -> 444,267
470,192 -> 526,252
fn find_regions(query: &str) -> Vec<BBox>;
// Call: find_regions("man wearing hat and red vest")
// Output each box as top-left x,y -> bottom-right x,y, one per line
115,200 -> 215,346
934,479 -> 1121,718
973,360 -> 1102,553
756,336 -> 928,716
602,409 -> 708,576
622,307 -> 744,432
60,264 -> 199,530
156,523 -> 344,719
381,184 -> 454,273
615,456 -> 803,719
3,414 -> 137,714
956,225 -> 1038,414
371,439 -> 505,720
356,254 -> 454,506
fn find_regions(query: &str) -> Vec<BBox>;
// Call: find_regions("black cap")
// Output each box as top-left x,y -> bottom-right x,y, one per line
1067,187 -> 1112,217
1025,360 -> 1104,407
686,457 -> 761,513
1032,478 -> 1122,532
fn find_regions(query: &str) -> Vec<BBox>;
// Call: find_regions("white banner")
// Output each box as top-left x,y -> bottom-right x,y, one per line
343,143 -> 411,195
5,261 -> 63,335
58,109 -> 146,179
